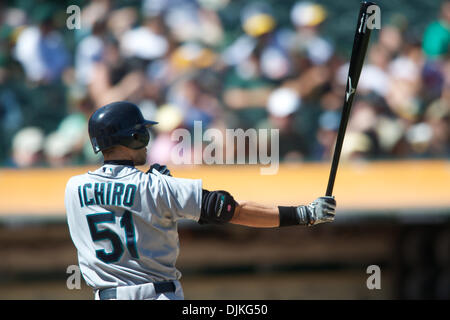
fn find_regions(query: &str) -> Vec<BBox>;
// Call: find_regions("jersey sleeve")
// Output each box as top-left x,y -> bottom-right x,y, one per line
150,172 -> 203,222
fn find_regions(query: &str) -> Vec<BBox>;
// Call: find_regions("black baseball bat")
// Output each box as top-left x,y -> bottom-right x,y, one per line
326,1 -> 375,196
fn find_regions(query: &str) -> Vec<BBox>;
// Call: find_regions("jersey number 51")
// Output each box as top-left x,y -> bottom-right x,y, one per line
86,211 -> 139,263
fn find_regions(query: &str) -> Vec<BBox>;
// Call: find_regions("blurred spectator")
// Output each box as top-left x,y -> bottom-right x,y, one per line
283,2 -> 333,101
106,6 -> 139,41
222,48 -> 273,128
387,35 -> 425,120
75,19 -> 107,86
223,1 -> 293,80
222,2 -> 295,129
422,0 -> 450,60
259,87 -> 307,161
221,2 -> 283,128
10,127 -> 45,168
313,109 -> 340,160
14,3 -> 70,84
419,57 -> 450,157
336,44 -> 391,101
167,70 -> 224,130
77,0 -> 112,38
88,36 -> 147,107
148,104 -> 186,165
0,46 -> 24,163
378,25 -> 403,57
290,1 -> 333,66
342,98 -> 381,160
121,16 -> 169,61
43,131 -> 75,167
422,1 -> 450,104
163,0 -> 224,46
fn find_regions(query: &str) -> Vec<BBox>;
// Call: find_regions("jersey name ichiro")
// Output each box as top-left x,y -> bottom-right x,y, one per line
77,182 -> 137,207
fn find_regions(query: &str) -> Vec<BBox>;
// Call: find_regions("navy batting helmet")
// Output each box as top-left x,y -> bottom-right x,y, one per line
88,101 -> 158,154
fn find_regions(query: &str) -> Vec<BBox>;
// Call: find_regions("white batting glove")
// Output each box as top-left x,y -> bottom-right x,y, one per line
297,196 -> 336,226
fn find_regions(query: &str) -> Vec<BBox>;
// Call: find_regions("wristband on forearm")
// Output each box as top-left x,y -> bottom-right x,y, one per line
278,206 -> 309,227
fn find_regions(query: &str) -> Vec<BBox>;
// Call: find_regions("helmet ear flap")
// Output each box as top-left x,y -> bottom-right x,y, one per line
126,127 -> 150,150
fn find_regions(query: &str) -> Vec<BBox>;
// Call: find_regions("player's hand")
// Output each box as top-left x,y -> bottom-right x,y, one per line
147,163 -> 172,176
297,196 -> 336,226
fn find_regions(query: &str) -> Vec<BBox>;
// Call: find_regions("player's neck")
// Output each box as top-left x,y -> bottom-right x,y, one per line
103,151 -> 135,166
103,147 -> 132,161
102,146 -> 147,166
104,159 -> 135,166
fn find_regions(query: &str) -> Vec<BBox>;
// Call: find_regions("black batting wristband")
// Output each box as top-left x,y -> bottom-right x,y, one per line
278,206 -> 300,227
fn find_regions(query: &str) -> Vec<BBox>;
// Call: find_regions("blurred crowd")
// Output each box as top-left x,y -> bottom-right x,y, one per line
0,0 -> 449,168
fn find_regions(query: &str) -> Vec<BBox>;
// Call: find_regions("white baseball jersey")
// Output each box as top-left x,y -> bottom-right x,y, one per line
65,164 -> 202,290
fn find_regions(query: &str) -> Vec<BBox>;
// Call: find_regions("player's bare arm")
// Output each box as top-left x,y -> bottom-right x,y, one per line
231,201 -> 279,228
231,198 -> 336,228
185,185 -> 336,228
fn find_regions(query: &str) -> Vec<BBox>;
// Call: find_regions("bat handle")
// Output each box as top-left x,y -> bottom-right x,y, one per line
325,136 -> 342,197
325,107 -> 349,197
326,174 -> 336,197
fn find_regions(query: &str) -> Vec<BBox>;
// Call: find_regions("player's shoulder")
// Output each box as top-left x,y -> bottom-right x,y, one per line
65,172 -> 90,189
149,171 -> 203,189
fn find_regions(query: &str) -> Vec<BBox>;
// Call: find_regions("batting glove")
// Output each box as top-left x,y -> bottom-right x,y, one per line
147,163 -> 172,176
297,196 -> 336,226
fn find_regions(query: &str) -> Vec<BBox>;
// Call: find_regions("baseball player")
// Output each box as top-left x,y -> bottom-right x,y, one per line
65,101 -> 336,300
